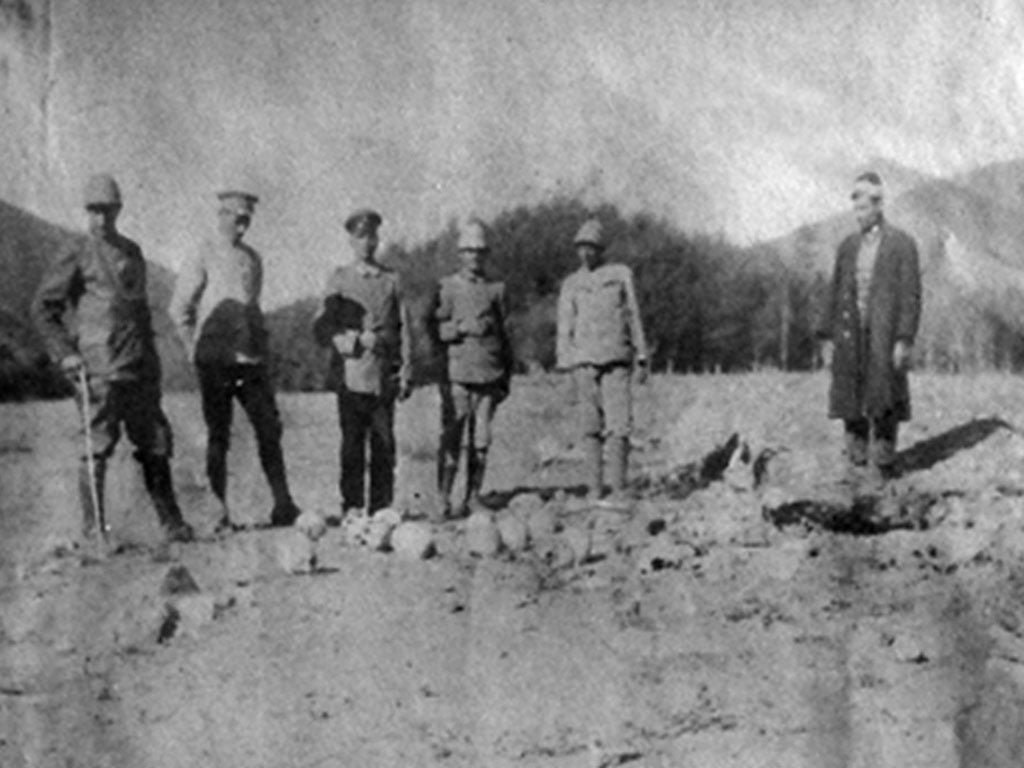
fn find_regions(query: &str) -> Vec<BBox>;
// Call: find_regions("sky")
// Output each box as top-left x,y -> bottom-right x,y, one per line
4,0 -> 1024,306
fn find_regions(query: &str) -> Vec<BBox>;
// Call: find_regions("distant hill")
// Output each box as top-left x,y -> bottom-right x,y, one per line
0,199 -> 192,399
762,158 -> 1024,371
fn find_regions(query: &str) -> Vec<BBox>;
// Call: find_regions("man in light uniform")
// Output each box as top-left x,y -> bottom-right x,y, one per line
435,219 -> 513,517
33,173 -> 194,543
818,171 -> 921,482
171,187 -> 302,528
556,218 -> 648,503
313,209 -> 410,518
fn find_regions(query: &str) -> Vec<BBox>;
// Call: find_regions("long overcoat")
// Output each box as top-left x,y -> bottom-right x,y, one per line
818,221 -> 922,421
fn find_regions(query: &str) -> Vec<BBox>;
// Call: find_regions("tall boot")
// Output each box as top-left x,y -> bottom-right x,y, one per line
141,455 -> 194,542
606,436 -> 630,500
206,440 -> 228,502
77,458 -> 107,540
437,452 -> 459,519
581,435 -> 604,500
465,448 -> 488,513
262,443 -> 300,527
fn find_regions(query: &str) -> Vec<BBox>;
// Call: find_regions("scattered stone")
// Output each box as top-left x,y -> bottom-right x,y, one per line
561,526 -> 591,565
295,510 -> 328,541
466,510 -> 501,557
342,513 -> 371,547
509,492 -> 545,516
174,594 -> 218,639
496,514 -> 529,553
160,565 -> 200,596
526,506 -> 558,542
374,507 -> 404,528
275,529 -> 317,574
535,534 -> 576,569
888,629 -> 940,663
638,537 -> 685,575
391,521 -> 436,560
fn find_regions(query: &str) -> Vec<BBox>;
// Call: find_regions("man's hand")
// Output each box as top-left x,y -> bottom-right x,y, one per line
457,317 -> 488,337
358,330 -> 378,353
819,341 -> 834,370
893,340 -> 913,372
60,353 -> 85,375
332,331 -> 360,356
397,378 -> 413,401
635,359 -> 649,385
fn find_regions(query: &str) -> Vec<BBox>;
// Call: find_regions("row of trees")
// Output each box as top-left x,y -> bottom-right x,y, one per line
267,197 -> 827,391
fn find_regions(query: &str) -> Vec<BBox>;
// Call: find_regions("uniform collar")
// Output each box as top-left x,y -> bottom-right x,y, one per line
458,268 -> 484,283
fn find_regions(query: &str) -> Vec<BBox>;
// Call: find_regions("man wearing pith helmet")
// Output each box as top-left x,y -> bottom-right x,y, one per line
32,173 -> 194,544
556,218 -> 648,506
817,171 -> 922,486
434,218 -> 513,517
313,208 -> 411,520
171,185 -> 303,529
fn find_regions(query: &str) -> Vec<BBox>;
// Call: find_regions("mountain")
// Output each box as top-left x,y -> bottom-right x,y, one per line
0,199 -> 192,399
763,158 -> 1024,370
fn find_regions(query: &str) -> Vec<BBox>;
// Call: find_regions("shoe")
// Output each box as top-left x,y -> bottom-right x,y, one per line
270,501 -> 302,528
164,519 -> 195,543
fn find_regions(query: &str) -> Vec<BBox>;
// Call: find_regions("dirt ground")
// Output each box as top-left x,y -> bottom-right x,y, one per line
3,371 -> 1024,767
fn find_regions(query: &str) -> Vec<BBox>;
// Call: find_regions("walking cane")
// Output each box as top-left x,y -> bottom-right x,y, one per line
78,366 -> 108,544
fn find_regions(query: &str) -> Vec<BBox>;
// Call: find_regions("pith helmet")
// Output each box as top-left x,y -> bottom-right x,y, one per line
344,208 -> 383,236
217,188 -> 259,215
458,219 -> 489,251
83,174 -> 122,207
573,218 -> 605,249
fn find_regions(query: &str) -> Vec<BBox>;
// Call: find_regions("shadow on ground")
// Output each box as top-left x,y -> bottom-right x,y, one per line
896,417 -> 1013,476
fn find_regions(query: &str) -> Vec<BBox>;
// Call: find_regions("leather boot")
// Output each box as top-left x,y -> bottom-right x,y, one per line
78,458 -> 107,540
141,456 -> 194,542
261,442 -> 300,526
607,436 -> 629,498
582,435 -> 604,500
465,448 -> 488,513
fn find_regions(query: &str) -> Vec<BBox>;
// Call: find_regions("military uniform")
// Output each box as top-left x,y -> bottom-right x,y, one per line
435,224 -> 513,513
556,219 -> 648,499
313,209 -> 408,514
170,190 -> 300,527
32,174 -> 192,541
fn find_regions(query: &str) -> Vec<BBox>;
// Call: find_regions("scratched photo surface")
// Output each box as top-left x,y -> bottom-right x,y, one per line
3,1 -> 1024,766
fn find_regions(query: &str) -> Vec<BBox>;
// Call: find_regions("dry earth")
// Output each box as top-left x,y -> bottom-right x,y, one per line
4,371 -> 1024,767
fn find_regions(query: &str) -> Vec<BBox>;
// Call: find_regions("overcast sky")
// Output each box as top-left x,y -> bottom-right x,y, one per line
19,0 -> 1024,305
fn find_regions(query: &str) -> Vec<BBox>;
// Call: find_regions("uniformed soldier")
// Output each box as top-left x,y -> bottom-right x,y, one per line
435,219 -> 513,517
170,187 -> 302,529
32,173 -> 194,543
313,209 -> 410,518
818,172 -> 922,483
556,218 -> 648,504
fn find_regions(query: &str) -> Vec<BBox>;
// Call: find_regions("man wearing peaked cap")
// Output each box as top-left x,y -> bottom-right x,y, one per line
32,173 -> 194,544
171,185 -> 303,530
557,217 -> 649,507
434,218 -> 513,518
817,171 -> 922,487
313,207 -> 411,519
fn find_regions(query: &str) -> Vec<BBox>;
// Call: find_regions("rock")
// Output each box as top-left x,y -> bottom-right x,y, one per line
561,526 -> 591,565
465,510 -> 501,557
275,529 -> 317,574
526,506 -> 558,542
374,507 -> 404,528
174,594 -> 218,639
160,565 -> 200,596
509,492 -> 545,516
496,514 -> 529,553
638,537 -> 685,575
342,513 -> 370,547
295,510 -> 327,541
391,521 -> 435,560
535,534 -> 575,569
364,512 -> 400,551
323,509 -> 343,527
889,628 -> 940,663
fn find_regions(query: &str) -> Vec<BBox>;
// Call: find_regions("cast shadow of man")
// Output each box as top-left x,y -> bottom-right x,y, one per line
895,417 -> 1014,477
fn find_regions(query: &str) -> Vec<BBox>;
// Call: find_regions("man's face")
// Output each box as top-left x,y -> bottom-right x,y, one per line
349,230 -> 379,262
576,243 -> 603,269
852,194 -> 883,232
459,248 -> 485,274
218,208 -> 251,244
85,205 -> 120,237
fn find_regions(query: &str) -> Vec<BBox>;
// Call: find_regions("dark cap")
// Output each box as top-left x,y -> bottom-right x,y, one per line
344,208 -> 383,236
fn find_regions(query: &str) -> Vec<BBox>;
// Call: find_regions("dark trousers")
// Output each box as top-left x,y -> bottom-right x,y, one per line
844,412 -> 899,469
337,389 -> 396,513
197,363 -> 292,507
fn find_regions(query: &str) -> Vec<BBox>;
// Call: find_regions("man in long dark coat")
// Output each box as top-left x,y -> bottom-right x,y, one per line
818,171 -> 922,481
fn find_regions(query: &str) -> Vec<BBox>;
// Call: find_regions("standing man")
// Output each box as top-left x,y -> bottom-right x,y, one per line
170,187 -> 302,529
313,208 -> 410,518
435,219 -> 513,517
33,173 -> 194,543
818,171 -> 922,483
556,218 -> 648,504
